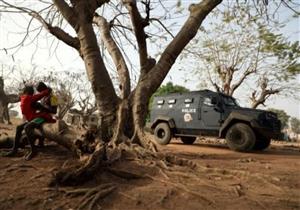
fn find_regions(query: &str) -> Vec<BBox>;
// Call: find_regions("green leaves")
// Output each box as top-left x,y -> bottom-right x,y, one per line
152,82 -> 189,97
290,117 -> 300,134
259,27 -> 300,76
267,108 -> 290,129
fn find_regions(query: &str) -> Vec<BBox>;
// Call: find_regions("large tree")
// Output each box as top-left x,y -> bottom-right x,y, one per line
0,0 -> 297,186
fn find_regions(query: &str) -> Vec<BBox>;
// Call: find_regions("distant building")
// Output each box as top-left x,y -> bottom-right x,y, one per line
283,128 -> 300,142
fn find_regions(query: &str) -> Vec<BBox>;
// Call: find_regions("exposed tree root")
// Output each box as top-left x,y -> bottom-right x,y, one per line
77,184 -> 117,210
131,129 -> 158,153
145,174 -> 214,206
162,154 -> 198,169
50,143 -> 107,186
50,135 -> 201,186
107,168 -> 143,179
118,191 -> 140,202
29,173 -> 45,181
197,165 -> 284,192
22,121 -> 201,187
158,169 -> 170,180
44,183 -> 116,210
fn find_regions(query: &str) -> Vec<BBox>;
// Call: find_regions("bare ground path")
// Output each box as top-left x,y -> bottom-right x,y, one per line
0,122 -> 299,210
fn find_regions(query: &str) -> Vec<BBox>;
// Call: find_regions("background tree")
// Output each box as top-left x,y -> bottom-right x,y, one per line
150,82 -> 189,105
147,82 -> 189,120
290,117 -> 300,134
267,108 -> 290,129
0,77 -> 19,124
183,2 -> 300,108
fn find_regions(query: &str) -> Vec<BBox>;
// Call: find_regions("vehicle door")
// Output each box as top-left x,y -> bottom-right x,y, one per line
200,96 -> 222,128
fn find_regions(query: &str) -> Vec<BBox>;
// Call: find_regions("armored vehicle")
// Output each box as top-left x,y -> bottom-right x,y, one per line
149,90 -> 281,152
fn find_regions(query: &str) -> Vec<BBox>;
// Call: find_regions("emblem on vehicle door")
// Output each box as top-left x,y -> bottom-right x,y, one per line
184,113 -> 193,122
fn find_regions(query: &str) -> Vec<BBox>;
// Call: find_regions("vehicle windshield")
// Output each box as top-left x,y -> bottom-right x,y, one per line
222,96 -> 239,107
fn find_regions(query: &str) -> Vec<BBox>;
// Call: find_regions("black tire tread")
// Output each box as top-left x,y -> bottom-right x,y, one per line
154,122 -> 172,145
225,123 -> 256,152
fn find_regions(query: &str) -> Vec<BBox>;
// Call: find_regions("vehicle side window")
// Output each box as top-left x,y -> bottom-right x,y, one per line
184,98 -> 193,107
157,100 -> 164,105
184,98 -> 193,104
168,99 -> 176,104
203,97 -> 214,106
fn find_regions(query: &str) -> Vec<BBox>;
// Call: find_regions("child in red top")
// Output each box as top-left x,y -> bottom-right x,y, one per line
6,85 -> 55,160
20,87 -> 55,123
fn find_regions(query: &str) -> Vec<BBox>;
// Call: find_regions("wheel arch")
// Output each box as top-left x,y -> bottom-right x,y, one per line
220,113 -> 256,138
150,116 -> 176,130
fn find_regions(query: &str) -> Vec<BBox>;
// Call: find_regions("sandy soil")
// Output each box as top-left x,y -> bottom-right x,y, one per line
0,121 -> 299,210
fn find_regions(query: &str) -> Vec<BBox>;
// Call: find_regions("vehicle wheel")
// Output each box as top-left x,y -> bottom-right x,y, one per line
253,137 -> 271,151
154,122 -> 172,145
225,123 -> 256,152
180,136 -> 196,145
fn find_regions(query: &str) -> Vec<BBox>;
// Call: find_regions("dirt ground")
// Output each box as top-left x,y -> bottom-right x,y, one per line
0,121 -> 299,210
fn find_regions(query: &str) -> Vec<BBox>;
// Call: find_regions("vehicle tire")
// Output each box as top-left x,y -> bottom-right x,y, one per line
154,122 -> 172,145
225,123 -> 256,152
253,137 -> 271,151
180,136 -> 196,145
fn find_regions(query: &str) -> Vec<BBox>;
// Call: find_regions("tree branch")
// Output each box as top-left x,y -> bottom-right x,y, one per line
0,0 -> 80,51
250,76 -> 281,108
149,18 -> 175,38
122,0 -> 155,77
6,94 -> 20,103
230,41 -> 262,96
88,0 -> 110,12
149,0 -> 222,80
93,14 -> 131,99
52,0 -> 79,31
230,68 -> 255,96
47,26 -> 80,51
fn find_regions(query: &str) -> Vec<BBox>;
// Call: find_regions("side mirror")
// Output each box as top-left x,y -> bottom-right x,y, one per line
211,97 -> 217,105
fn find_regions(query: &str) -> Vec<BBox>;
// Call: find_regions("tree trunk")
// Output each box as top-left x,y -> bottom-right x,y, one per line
0,77 -> 6,123
0,103 -> 5,123
71,2 -> 119,141
0,77 -> 20,124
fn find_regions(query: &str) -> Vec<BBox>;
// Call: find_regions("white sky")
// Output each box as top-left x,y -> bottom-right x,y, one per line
0,0 -> 299,118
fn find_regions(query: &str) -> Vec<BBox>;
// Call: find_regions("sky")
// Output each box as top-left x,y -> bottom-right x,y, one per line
0,0 -> 299,118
